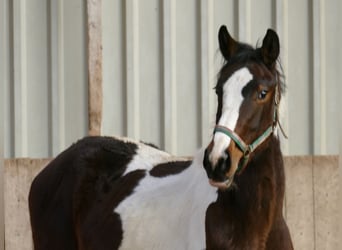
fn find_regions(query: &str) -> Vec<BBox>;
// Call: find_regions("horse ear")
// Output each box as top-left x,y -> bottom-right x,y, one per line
261,29 -> 280,67
218,25 -> 238,61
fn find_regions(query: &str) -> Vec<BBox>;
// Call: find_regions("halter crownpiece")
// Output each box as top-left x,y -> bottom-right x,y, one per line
273,84 -> 288,139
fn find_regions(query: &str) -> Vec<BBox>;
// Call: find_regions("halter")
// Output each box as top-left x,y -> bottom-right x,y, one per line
213,84 -> 286,175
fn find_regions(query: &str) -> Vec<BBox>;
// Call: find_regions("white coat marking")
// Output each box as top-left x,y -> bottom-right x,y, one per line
122,142 -> 172,175
111,136 -> 184,176
209,67 -> 253,166
115,149 -> 218,250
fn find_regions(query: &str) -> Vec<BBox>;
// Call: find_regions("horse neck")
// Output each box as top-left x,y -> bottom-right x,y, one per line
218,135 -> 285,213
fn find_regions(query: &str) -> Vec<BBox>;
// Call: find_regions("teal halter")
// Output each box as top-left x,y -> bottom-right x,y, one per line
214,124 -> 274,174
213,85 -> 286,175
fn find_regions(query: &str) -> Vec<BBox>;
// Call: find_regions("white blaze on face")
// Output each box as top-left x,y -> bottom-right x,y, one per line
209,67 -> 253,167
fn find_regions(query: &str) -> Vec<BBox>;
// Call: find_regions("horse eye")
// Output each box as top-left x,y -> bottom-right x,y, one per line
258,90 -> 268,100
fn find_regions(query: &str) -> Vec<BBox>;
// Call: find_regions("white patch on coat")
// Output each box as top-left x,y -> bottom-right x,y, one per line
209,67 -> 253,167
115,149 -> 218,250
122,140 -> 187,176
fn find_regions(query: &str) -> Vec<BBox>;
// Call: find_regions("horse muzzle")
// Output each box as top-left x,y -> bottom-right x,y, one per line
203,144 -> 242,189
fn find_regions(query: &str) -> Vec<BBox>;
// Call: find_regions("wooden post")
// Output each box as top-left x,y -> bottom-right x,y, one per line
87,0 -> 102,136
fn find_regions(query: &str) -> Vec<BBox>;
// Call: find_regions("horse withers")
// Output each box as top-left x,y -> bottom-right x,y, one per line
29,26 -> 293,250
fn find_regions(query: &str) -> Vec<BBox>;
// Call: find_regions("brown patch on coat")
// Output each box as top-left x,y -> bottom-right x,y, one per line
150,161 -> 192,177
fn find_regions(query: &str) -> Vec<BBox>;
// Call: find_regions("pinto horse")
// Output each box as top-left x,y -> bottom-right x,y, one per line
29,26 -> 293,250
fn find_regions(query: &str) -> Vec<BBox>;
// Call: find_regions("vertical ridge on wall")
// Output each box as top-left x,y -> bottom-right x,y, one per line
287,0 -> 313,154
138,0 -> 162,147
276,0 -> 289,155
162,0 -> 177,154
324,1 -> 341,154
0,0 -> 7,246
275,0 -> 289,219
312,0 -> 326,154
174,0 -> 202,155
199,0 -> 214,146
124,0 -> 140,139
13,0 -> 28,157
3,0 -> 13,158
101,0 -> 126,137
62,0 -> 88,148
49,0 -> 65,155
57,0 -> 66,152
47,0 -> 53,156
238,0 -> 251,42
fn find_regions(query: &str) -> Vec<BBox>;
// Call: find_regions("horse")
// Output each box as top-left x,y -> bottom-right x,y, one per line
28,25 -> 293,250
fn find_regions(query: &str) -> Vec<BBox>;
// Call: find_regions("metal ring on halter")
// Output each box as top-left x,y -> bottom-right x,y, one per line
243,146 -> 251,158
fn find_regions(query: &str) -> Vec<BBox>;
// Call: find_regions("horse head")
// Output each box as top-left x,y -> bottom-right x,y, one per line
203,25 -> 283,190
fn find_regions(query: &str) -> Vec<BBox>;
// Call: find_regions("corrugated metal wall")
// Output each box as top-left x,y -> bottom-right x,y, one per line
2,0 -> 88,158
3,0 -> 341,158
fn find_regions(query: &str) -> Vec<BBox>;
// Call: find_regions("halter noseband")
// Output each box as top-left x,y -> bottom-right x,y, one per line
213,85 -> 286,175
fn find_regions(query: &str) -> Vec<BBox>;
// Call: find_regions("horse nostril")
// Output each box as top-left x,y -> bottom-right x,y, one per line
203,148 -> 231,180
217,157 -> 226,172
218,152 -> 231,173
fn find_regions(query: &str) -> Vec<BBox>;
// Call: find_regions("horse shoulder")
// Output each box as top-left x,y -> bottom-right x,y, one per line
114,151 -> 217,250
